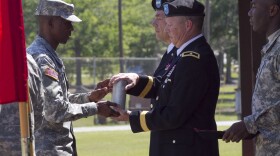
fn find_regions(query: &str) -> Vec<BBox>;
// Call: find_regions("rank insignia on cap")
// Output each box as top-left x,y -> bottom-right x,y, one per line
181,51 -> 200,59
45,67 -> 59,81
164,4 -> 169,15
156,0 -> 162,8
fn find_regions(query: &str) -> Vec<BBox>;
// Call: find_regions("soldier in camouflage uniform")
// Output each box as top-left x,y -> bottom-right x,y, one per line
223,0 -> 280,155
27,0 -> 119,155
0,53 -> 44,156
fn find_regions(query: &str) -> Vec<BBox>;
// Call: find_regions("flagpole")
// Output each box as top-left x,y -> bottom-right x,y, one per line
19,102 -> 32,156
19,0 -> 34,155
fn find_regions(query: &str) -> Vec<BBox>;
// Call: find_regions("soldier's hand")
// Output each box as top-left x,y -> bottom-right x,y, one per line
96,79 -> 112,91
109,73 -> 139,90
96,101 -> 120,117
222,121 -> 250,143
111,107 -> 130,121
89,79 -> 111,102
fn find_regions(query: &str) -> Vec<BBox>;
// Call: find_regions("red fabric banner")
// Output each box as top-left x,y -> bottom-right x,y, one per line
0,0 -> 28,104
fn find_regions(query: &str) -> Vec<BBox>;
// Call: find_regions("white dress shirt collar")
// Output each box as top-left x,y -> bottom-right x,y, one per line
167,43 -> 175,54
176,34 -> 204,56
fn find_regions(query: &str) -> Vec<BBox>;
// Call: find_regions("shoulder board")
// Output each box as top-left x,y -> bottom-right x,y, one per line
181,51 -> 200,59
44,66 -> 59,81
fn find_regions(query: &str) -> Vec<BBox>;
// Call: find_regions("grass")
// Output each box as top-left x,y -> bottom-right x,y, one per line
73,84 -> 239,127
219,85 -> 237,92
75,126 -> 241,156
73,83 -> 241,155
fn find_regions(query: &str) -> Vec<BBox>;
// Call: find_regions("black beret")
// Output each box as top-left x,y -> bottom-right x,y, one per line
151,0 -> 173,10
163,0 -> 205,17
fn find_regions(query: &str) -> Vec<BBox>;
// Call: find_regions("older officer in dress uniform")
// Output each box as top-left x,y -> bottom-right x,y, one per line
223,0 -> 280,155
0,53 -> 44,155
27,0 -> 119,155
151,0 -> 176,78
110,0 -> 220,156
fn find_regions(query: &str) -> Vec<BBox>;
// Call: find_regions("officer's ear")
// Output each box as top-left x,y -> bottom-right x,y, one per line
185,17 -> 193,32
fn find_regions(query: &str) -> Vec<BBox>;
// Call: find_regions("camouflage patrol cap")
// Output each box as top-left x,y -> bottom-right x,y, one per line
35,0 -> 82,22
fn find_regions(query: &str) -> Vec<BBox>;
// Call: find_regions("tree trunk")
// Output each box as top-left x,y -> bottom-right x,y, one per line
118,0 -> 124,73
225,53 -> 232,84
204,0 -> 211,41
74,40 -> 82,92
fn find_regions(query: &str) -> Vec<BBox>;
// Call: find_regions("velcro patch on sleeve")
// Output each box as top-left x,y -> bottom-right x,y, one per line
45,67 -> 59,81
181,51 -> 200,59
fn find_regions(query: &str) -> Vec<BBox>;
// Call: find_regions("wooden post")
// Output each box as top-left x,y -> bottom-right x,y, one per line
238,0 -> 265,156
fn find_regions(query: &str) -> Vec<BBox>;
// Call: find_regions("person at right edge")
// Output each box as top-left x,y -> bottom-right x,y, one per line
151,0 -> 176,78
110,0 -> 220,155
222,0 -> 280,155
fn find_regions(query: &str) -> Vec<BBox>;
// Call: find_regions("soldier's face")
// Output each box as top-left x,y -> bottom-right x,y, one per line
52,17 -> 74,44
165,16 -> 188,47
248,0 -> 274,33
151,10 -> 170,43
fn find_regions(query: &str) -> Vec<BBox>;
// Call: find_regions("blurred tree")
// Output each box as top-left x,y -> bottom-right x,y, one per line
209,0 -> 239,84
23,0 -> 239,86
23,0 -> 160,88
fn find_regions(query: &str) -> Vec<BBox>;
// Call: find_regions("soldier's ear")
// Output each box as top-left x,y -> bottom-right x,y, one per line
48,17 -> 55,28
269,4 -> 280,17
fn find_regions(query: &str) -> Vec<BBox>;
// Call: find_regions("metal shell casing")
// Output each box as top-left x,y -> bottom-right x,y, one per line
112,80 -> 127,109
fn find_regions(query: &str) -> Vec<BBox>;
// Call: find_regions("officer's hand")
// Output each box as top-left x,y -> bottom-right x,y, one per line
109,73 -> 139,90
96,101 -> 120,117
89,79 -> 111,102
222,121 -> 250,143
111,107 -> 131,121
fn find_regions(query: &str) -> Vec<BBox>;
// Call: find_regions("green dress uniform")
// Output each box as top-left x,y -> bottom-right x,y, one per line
127,35 -> 220,156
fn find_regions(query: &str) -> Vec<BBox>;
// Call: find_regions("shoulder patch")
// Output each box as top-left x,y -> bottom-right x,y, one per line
181,51 -> 200,59
45,67 -> 59,81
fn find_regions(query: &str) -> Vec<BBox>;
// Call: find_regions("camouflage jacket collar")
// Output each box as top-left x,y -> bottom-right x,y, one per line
36,35 -> 64,67
261,29 -> 280,56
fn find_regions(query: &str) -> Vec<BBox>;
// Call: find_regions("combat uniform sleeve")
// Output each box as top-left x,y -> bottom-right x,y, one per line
130,52 -> 210,132
27,54 -> 45,129
68,92 -> 90,104
35,54 -> 98,123
244,54 -> 280,134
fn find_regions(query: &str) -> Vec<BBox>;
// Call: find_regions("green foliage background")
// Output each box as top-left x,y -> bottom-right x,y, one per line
23,0 -> 163,58
22,0 -> 239,59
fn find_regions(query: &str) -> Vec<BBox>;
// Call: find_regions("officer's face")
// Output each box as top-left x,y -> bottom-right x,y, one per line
248,0 -> 274,33
51,17 -> 74,44
151,10 -> 170,43
165,16 -> 188,47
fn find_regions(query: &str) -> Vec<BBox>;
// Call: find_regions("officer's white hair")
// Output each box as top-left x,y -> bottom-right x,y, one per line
169,0 -> 195,8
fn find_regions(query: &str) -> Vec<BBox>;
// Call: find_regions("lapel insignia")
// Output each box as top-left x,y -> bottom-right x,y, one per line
181,51 -> 200,59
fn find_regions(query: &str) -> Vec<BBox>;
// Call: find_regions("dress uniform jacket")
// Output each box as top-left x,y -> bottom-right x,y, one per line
244,29 -> 280,156
153,44 -> 176,77
27,36 -> 99,156
128,36 -> 220,156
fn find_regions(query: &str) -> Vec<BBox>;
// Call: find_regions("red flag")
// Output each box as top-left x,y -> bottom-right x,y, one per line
0,0 -> 28,104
